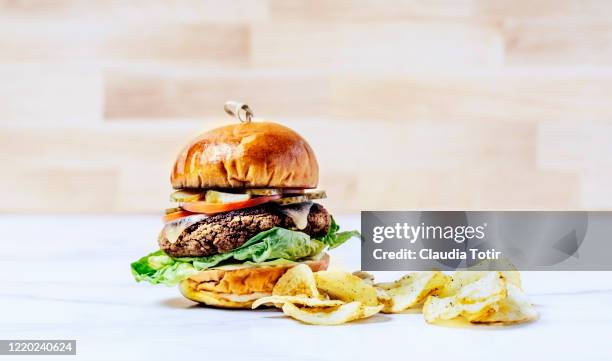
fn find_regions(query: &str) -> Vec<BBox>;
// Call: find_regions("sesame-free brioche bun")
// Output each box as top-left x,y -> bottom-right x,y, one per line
171,122 -> 319,189
179,254 -> 329,309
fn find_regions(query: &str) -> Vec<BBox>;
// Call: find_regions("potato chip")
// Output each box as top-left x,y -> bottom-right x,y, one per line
360,304 -> 385,318
440,260 -> 522,297
352,271 -> 375,285
422,295 -> 463,322
460,299 -> 502,322
423,272 -> 507,323
440,268 -> 521,297
281,301 -> 383,325
260,264 -> 536,326
468,259 -> 521,286
273,264 -> 319,298
501,271 -> 522,289
252,296 -> 344,309
375,271 -> 450,313
375,288 -> 392,309
314,271 -> 380,306
438,271 -> 486,297
456,271 -> 506,301
471,284 -> 538,324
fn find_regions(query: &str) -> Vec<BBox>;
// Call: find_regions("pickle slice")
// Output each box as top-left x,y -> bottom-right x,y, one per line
205,190 -> 251,203
274,195 -> 309,205
274,190 -> 327,205
164,207 -> 182,214
170,190 -> 204,202
303,190 -> 327,200
246,189 -> 283,196
282,189 -> 305,195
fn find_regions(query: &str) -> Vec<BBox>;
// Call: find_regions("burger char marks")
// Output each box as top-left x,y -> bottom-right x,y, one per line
159,203 -> 330,258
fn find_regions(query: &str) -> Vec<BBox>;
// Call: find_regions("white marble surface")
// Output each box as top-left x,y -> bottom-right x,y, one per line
1,215 -> 611,361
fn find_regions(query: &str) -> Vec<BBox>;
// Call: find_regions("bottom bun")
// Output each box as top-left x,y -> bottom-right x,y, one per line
178,284 -> 268,308
179,253 -> 330,309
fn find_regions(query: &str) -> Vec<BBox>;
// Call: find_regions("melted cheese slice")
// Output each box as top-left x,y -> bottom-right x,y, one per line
162,214 -> 208,244
279,202 -> 313,230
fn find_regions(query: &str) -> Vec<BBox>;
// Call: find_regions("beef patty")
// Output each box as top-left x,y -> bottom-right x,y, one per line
159,202 -> 330,258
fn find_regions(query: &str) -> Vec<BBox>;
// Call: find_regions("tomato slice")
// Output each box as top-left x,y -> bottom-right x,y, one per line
163,210 -> 196,223
180,194 -> 281,215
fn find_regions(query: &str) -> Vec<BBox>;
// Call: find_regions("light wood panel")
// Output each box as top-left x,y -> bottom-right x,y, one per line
268,0 -> 474,21
0,0 -> 268,22
0,20 -> 248,65
321,169 -> 578,211
504,20 -> 612,65
270,0 -> 612,21
0,66 -> 102,122
0,0 -> 610,213
1,167 -> 120,212
474,0 -> 612,20
104,71 -> 331,119
330,71 -> 612,121
250,22 -> 503,70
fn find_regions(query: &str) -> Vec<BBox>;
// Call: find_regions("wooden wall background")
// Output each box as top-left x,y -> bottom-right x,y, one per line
1,0 -> 611,213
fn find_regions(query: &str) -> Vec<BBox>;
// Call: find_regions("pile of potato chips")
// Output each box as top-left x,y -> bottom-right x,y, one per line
252,264 -> 538,326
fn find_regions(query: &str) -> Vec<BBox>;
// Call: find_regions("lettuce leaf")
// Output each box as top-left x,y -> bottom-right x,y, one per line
131,220 -> 359,286
182,228 -> 325,269
320,217 -> 361,250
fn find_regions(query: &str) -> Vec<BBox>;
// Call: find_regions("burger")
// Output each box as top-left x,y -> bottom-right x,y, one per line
131,102 -> 358,309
